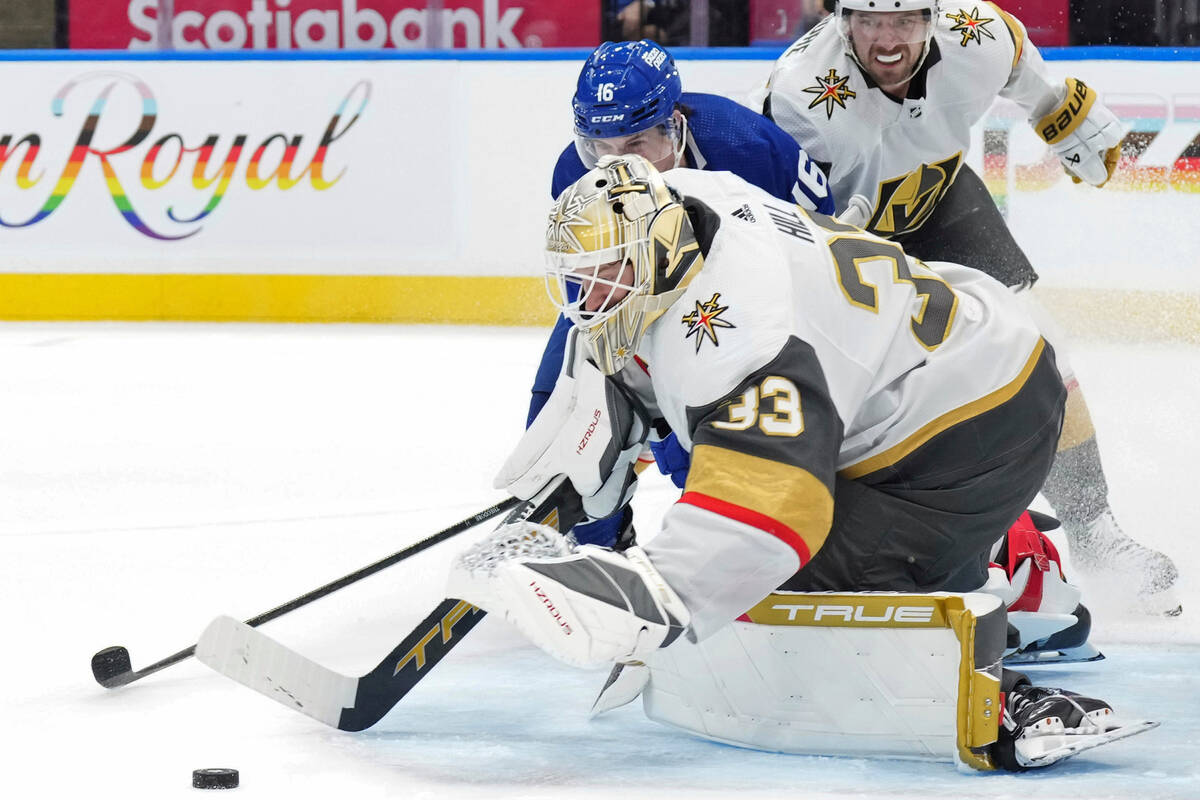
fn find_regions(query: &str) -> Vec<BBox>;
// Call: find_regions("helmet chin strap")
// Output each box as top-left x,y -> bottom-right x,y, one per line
670,114 -> 689,169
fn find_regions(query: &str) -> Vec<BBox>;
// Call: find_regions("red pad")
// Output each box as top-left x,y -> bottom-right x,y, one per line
1006,511 -> 1063,613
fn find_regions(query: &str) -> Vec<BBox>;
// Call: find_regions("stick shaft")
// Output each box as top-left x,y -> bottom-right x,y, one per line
95,497 -> 520,688
244,498 -> 520,627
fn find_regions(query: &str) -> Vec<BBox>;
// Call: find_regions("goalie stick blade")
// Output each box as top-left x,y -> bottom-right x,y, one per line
196,599 -> 487,732
196,615 -> 358,728
336,598 -> 486,731
1020,719 -> 1160,768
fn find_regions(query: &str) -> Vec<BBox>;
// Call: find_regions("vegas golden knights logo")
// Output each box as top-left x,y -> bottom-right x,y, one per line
866,152 -> 963,237
946,7 -> 996,47
681,292 -> 735,352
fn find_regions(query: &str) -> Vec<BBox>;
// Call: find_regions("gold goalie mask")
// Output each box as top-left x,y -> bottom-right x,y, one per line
544,154 -> 704,375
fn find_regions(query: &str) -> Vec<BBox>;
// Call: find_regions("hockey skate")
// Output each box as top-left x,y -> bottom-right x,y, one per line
985,512 -> 1103,664
1065,508 -> 1182,617
993,682 -> 1158,770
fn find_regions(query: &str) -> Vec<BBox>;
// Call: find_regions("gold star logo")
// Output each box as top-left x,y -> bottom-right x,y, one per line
681,292 -> 736,352
803,68 -> 857,120
946,7 -> 996,46
546,192 -> 590,253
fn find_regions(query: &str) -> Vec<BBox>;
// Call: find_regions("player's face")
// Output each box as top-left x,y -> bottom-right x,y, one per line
848,10 -> 929,90
578,259 -> 636,313
582,112 -> 682,172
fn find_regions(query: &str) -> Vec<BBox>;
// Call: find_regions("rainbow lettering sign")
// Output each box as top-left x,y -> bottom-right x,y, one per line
0,73 -> 370,240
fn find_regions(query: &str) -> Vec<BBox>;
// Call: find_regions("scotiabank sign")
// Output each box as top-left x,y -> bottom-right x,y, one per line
71,0 -> 600,49
992,0 -> 1068,47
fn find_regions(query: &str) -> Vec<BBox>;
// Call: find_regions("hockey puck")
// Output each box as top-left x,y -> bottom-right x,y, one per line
192,768 -> 239,790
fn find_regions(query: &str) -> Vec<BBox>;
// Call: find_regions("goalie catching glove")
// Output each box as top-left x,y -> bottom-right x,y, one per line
448,521 -> 690,668
1035,77 -> 1123,187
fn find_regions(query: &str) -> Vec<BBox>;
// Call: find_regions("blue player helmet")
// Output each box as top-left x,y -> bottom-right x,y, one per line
572,40 -> 687,172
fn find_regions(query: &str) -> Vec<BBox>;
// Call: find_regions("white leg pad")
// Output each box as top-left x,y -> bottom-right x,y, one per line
640,591 -> 1006,770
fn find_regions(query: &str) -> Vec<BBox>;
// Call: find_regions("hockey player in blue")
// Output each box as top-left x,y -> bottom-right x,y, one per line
548,44 -> 834,208
527,40 -> 835,547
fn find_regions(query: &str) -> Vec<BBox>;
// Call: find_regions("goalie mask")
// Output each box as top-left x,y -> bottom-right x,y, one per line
545,154 -> 703,376
836,0 -> 939,91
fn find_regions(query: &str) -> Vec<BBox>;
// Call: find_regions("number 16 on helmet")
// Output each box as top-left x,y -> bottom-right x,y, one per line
571,39 -> 687,173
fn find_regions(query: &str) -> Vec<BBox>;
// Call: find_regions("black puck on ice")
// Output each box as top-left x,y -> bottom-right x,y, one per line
192,768 -> 239,790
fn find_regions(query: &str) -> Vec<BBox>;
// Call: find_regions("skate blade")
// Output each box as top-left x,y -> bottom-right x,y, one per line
1004,641 -> 1105,665
1020,719 -> 1159,768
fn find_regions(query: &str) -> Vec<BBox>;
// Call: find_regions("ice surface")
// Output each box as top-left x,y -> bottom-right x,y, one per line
1,323 -> 1197,799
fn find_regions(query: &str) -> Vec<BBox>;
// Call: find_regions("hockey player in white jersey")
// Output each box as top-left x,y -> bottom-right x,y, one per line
449,155 -> 1156,771
761,0 -> 1180,615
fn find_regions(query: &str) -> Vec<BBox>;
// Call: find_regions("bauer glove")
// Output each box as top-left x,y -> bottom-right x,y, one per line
1035,78 -> 1123,188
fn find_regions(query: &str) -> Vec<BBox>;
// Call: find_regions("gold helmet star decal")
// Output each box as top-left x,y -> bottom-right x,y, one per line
546,191 -> 591,253
681,292 -> 736,352
946,7 -> 996,46
803,68 -> 857,120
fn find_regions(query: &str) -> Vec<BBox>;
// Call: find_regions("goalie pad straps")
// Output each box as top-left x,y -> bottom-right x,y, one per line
495,328 -> 650,520
1035,77 -> 1122,187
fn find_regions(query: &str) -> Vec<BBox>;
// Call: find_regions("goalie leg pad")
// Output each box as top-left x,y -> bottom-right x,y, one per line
638,591 -> 1006,770
448,527 -> 690,669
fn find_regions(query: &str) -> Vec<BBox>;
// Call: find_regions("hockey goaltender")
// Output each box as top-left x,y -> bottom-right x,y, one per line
448,153 -> 1158,772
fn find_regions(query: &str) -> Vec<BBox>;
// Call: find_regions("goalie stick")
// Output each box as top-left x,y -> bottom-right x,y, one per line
91,497 -> 520,690
197,476 -> 586,730
196,600 -> 484,731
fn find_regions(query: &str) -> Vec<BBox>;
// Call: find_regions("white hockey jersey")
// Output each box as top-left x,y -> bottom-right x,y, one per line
625,168 -> 1047,639
765,2 -> 1064,238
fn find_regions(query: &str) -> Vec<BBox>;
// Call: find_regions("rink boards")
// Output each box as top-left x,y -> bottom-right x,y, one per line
0,49 -> 1197,339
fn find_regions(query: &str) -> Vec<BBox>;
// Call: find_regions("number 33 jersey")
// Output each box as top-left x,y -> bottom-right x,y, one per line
621,168 -> 1048,576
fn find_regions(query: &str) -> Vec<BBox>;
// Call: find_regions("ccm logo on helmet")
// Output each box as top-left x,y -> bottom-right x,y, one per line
591,114 -> 626,123
1040,79 -> 1093,143
772,603 -> 936,623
